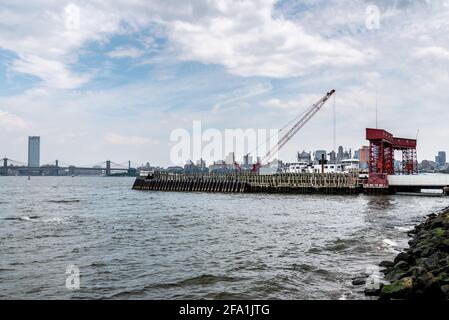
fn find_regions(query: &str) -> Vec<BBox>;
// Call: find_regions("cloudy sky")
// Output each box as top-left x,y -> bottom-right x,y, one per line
1,0 -> 448,166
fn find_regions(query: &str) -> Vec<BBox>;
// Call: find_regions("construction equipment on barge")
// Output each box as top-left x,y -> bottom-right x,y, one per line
252,89 -> 335,171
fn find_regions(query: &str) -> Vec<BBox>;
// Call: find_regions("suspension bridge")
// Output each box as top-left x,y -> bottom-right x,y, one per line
0,158 -> 142,176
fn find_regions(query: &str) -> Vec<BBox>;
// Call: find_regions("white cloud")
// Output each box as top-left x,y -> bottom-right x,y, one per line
0,110 -> 29,130
167,0 -> 367,78
0,0 -> 369,85
105,133 -> 159,146
12,54 -> 90,89
0,1 -> 124,89
107,46 -> 143,58
414,46 -> 449,60
263,94 -> 323,112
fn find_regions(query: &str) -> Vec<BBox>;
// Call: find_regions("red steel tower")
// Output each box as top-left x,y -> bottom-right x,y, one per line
366,128 -> 417,187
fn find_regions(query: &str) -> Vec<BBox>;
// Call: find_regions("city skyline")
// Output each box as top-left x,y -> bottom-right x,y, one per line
1,1 -> 449,166
2,134 -> 447,169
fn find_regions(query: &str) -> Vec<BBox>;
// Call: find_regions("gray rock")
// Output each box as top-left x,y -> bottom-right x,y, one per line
364,287 -> 381,296
394,252 -> 415,265
380,277 -> 414,300
413,272 -> 441,298
352,278 -> 366,286
421,246 -> 436,258
441,285 -> 449,298
379,260 -> 394,268
394,261 -> 410,272
422,253 -> 440,270
409,266 -> 426,277
385,270 -> 406,282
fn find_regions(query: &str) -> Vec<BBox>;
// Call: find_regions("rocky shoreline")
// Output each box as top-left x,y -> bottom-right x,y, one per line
365,206 -> 449,299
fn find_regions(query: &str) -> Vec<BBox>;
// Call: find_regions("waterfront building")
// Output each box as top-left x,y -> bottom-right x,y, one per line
185,160 -> 208,174
166,166 -> 184,173
314,150 -> 327,163
340,159 -> 360,172
337,146 -> 344,161
225,152 -> 235,165
336,146 -> 352,162
297,150 -> 311,163
286,162 -> 346,174
436,151 -> 447,167
329,150 -> 336,163
196,158 -> 206,168
28,136 -> 40,167
259,159 -> 283,175
209,160 -> 230,173
243,154 -> 253,165
359,146 -> 370,170
419,160 -> 438,173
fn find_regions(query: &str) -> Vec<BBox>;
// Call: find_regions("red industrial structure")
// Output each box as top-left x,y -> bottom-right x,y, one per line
366,128 -> 417,187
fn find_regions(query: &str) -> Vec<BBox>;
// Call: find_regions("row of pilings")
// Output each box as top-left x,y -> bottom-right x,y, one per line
132,172 -> 365,194
133,176 -> 249,193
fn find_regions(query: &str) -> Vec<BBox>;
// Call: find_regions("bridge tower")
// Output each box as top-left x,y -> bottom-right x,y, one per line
366,128 -> 417,187
1,158 -> 7,175
106,160 -> 111,176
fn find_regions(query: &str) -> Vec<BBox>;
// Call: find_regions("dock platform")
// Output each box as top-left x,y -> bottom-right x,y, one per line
132,172 -> 362,194
133,172 -> 449,195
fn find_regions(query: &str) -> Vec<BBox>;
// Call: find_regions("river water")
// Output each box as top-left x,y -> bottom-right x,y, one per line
1,176 -> 449,300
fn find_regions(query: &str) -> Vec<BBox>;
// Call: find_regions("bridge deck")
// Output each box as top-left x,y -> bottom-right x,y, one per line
388,174 -> 449,187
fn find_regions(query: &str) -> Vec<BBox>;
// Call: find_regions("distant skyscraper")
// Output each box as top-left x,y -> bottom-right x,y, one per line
28,136 -> 40,167
329,151 -> 336,163
436,151 -> 446,167
225,152 -> 235,165
243,154 -> 253,165
337,146 -> 344,161
314,150 -> 327,162
438,151 -> 446,166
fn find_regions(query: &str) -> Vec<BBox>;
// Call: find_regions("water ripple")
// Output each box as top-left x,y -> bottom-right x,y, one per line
1,176 -> 449,299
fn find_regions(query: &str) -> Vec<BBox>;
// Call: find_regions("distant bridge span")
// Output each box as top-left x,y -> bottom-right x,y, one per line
1,158 -> 137,176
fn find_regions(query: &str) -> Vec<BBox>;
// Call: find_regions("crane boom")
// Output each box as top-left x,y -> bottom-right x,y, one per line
262,89 -> 335,164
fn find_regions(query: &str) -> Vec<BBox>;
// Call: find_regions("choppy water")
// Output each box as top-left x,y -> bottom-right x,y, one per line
1,176 -> 449,300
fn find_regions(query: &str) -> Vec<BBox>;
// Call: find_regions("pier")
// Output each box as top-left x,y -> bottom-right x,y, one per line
132,127 -> 449,196
132,172 -> 362,194
132,172 -> 449,195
